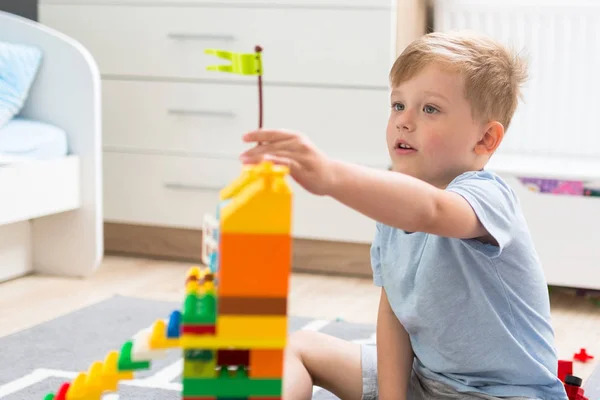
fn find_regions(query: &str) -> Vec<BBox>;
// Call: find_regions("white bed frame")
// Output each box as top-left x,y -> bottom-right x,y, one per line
0,11 -> 103,282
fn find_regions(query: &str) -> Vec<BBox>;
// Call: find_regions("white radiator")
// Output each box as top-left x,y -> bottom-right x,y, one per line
432,0 -> 600,180
432,0 -> 600,290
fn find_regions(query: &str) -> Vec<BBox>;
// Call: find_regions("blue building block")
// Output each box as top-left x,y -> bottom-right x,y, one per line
167,310 -> 182,338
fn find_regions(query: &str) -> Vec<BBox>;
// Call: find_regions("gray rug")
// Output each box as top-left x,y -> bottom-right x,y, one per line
0,295 -> 375,399
1,295 -> 597,400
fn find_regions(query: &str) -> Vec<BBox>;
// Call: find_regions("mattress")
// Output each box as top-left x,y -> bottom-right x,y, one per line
0,117 -> 68,163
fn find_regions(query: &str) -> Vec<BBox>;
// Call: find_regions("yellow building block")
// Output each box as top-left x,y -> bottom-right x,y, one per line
217,315 -> 287,340
65,372 -> 90,400
66,352 -> 135,400
219,164 -> 257,200
220,161 -> 292,235
65,368 -> 102,400
180,335 -> 286,350
186,265 -> 201,281
149,319 -> 180,349
186,280 -> 199,295
84,361 -> 104,398
101,350 -> 134,391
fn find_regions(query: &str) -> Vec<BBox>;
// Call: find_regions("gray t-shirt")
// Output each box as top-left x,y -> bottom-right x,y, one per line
370,170 -> 567,399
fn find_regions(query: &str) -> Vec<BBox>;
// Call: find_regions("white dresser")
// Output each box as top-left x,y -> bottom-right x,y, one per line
39,0 -> 399,244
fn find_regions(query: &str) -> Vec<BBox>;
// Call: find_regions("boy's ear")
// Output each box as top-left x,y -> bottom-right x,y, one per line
475,121 -> 504,155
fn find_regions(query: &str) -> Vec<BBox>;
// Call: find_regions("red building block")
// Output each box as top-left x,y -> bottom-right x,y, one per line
217,349 -> 250,366
558,360 -> 573,382
181,325 -> 216,335
54,383 -> 70,400
564,375 -> 589,400
574,348 -> 594,363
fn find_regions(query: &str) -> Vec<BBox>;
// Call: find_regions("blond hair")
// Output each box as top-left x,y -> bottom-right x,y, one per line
389,31 -> 528,130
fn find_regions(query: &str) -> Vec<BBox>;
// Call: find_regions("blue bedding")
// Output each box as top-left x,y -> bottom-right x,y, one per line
0,117 -> 68,160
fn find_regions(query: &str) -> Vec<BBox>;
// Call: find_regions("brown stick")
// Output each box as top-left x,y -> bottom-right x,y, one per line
255,45 -> 263,129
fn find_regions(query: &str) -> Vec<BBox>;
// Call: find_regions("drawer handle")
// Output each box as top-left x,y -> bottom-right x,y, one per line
164,182 -> 223,192
167,33 -> 235,41
167,109 -> 236,118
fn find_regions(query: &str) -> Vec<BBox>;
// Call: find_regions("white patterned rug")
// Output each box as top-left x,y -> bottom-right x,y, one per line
0,295 -> 375,399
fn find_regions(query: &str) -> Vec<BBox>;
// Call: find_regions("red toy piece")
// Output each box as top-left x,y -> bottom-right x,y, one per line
54,382 -> 70,400
558,359 -> 573,382
217,349 -> 250,366
573,348 -> 594,363
564,375 -> 589,400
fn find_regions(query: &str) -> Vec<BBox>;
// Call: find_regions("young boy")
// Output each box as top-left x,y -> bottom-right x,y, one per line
239,31 -> 568,400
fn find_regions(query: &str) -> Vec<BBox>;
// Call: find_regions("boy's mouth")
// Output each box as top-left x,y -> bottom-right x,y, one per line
394,140 -> 417,154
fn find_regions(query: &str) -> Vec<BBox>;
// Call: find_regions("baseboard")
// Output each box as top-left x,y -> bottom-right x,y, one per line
0,221 -> 32,283
104,223 -> 203,262
291,237 -> 373,277
104,222 -> 372,278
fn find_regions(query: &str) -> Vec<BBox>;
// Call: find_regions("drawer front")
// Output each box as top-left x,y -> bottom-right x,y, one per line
103,151 -> 376,242
103,152 -> 237,229
39,4 -> 393,87
102,79 -> 391,168
41,0 -> 393,6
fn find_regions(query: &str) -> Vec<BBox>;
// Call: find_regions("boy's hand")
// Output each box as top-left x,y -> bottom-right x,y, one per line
240,129 -> 336,196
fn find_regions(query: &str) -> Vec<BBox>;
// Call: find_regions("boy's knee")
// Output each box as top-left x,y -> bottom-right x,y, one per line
287,330 -> 318,357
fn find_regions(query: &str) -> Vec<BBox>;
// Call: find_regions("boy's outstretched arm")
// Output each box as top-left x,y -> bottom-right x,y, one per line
378,288 -> 413,400
240,129 -> 488,239
327,159 -> 487,238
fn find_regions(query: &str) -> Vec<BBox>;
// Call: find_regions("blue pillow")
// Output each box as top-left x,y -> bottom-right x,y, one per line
0,117 -> 68,160
0,41 -> 43,130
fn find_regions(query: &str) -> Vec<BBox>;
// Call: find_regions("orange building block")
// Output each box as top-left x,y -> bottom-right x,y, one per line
249,349 -> 284,378
218,232 -> 291,298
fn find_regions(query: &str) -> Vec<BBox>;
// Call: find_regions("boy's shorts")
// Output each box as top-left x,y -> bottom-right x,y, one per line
360,345 -> 533,400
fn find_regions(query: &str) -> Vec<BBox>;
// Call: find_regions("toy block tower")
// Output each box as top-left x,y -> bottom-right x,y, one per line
41,46 -> 293,400
180,160 -> 293,399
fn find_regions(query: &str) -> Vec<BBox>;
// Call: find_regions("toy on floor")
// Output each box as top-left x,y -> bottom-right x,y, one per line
574,348 -> 594,363
564,375 -> 589,400
42,160 -> 292,400
558,360 -> 574,383
558,360 -> 590,400
42,45 -> 293,400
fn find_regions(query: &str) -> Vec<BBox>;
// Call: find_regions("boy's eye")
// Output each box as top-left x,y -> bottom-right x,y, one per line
424,105 -> 439,114
392,103 -> 404,111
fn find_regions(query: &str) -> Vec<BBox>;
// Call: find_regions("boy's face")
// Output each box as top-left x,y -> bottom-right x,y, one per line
386,63 -> 486,187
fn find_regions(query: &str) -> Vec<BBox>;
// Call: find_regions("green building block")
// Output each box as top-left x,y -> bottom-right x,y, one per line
183,356 -> 217,378
182,373 -> 282,397
185,349 -> 214,361
183,293 -> 216,324
43,394 -> 55,400
117,341 -> 151,371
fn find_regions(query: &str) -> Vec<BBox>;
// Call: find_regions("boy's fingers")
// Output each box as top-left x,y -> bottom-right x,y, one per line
242,129 -> 297,143
240,150 -> 301,166
241,139 -> 299,158
263,154 -> 291,167
239,154 -> 294,170
240,154 -> 264,165
263,154 -> 303,176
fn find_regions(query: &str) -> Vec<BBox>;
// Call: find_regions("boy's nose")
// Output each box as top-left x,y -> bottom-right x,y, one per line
396,113 -> 416,132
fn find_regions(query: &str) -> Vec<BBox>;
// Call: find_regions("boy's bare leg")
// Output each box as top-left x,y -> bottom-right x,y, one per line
284,330 -> 364,400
